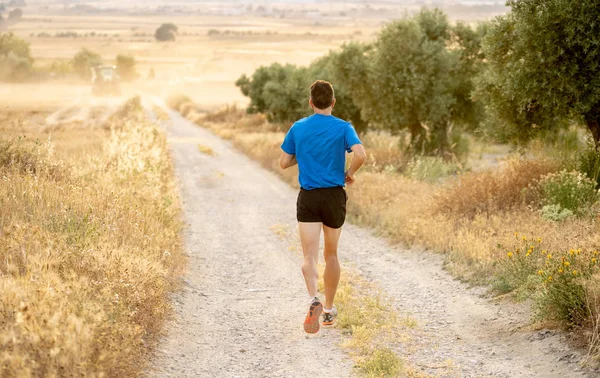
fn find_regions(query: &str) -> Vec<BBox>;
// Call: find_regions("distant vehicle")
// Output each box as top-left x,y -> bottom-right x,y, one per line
91,65 -> 121,96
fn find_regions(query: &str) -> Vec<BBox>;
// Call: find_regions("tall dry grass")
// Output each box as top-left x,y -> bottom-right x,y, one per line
0,98 -> 184,376
433,159 -> 560,217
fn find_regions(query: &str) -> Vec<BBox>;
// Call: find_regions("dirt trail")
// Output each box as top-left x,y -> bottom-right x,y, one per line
149,108 -> 594,378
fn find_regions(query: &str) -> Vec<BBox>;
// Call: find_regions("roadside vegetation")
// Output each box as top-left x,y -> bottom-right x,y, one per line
170,1 -> 600,365
331,269 -> 405,377
0,97 -> 185,376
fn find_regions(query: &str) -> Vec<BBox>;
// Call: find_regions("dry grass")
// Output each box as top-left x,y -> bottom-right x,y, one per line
360,132 -> 409,173
328,269 -> 405,377
197,144 -> 216,156
433,159 -> 560,218
0,98 -> 184,376
152,106 -> 170,122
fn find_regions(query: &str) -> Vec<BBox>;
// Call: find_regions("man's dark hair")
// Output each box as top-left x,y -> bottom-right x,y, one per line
310,80 -> 335,109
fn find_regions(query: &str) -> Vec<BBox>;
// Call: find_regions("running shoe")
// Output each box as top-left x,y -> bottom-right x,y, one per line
304,297 -> 323,334
322,305 -> 337,326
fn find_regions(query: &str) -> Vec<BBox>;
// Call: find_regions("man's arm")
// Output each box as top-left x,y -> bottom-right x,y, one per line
280,151 -> 298,170
345,144 -> 366,185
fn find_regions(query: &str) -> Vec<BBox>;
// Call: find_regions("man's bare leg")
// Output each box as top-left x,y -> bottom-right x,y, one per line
299,222 -> 322,298
323,225 -> 342,310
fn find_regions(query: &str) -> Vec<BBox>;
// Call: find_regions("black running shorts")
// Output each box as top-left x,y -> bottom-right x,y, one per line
297,187 -> 347,229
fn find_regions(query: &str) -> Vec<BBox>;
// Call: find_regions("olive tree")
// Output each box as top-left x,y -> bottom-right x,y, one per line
72,48 -> 102,79
360,9 -> 484,155
0,33 -> 32,81
308,49 -> 369,132
155,23 -> 178,42
8,8 -> 22,19
116,54 -> 137,81
477,0 -> 600,146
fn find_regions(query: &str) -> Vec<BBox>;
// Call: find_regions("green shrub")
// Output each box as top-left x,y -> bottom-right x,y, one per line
538,170 -> 598,215
578,140 -> 600,186
48,60 -> 72,77
493,236 -> 541,295
496,236 -> 600,327
72,48 -> 102,80
155,23 -> 178,42
540,204 -> 574,222
116,54 -> 137,81
0,33 -> 33,81
358,348 -> 403,377
536,249 -> 599,327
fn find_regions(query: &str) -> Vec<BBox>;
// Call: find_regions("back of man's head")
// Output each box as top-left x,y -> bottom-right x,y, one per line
310,80 -> 335,110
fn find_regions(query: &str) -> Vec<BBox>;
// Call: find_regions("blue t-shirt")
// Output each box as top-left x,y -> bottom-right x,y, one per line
281,114 -> 362,190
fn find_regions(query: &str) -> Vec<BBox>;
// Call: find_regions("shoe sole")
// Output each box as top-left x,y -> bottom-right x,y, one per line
304,300 -> 323,334
322,320 -> 334,326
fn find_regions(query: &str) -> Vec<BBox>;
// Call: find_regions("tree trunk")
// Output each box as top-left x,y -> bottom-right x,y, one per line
436,121 -> 450,158
585,105 -> 600,149
408,118 -> 426,154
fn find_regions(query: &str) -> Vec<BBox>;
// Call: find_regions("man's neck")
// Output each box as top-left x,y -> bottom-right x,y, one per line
313,107 -> 333,116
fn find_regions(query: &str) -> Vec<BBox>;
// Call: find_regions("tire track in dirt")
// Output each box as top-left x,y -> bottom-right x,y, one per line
150,109 -> 596,378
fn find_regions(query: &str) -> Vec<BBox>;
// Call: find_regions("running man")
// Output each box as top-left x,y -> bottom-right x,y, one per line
279,80 -> 366,334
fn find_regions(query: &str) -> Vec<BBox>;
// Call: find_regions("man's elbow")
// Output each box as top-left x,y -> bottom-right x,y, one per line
280,159 -> 289,170
354,145 -> 367,163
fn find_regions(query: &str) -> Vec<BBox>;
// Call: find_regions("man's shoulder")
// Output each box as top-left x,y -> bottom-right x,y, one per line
330,115 -> 353,127
292,114 -> 351,129
288,116 -> 309,133
293,115 -> 312,127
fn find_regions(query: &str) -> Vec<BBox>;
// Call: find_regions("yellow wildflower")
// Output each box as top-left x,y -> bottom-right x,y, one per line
522,236 -> 527,241
570,249 -> 575,256
558,269 -> 564,274
594,251 -> 598,256
592,258 -> 597,264
538,269 -> 544,276
507,252 -> 514,258
547,254 -> 553,260
572,270 -> 578,276
514,232 -> 519,238
563,261 -> 570,267
537,238 -> 542,244
577,249 -> 581,255
547,276 -> 553,282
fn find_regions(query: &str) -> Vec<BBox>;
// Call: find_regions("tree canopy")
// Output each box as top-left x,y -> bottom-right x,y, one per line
116,54 -> 137,81
72,48 -> 102,80
236,8 -> 487,156
8,8 -> 22,19
0,33 -> 32,81
155,23 -> 178,42
477,0 -> 600,146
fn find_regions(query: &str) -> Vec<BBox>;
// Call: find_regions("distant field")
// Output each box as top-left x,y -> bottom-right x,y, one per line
6,13 -> 375,107
3,1 -> 506,109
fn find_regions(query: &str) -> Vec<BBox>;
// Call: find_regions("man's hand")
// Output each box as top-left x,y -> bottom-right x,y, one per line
345,170 -> 356,185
